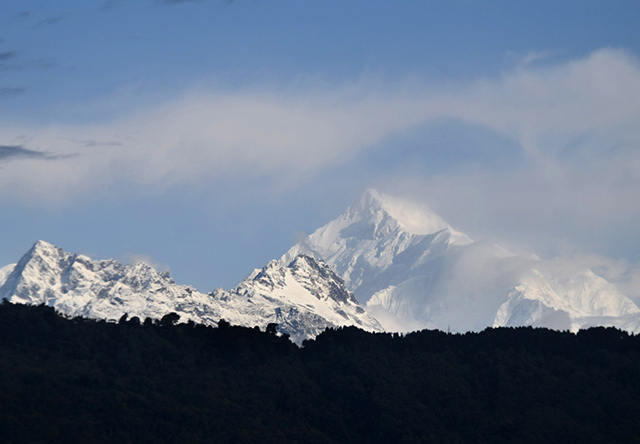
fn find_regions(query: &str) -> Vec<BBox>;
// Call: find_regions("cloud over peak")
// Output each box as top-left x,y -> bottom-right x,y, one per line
0,48 -> 638,216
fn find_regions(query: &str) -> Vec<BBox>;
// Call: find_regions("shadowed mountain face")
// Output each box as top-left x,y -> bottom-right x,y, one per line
284,189 -> 640,333
0,241 -> 380,344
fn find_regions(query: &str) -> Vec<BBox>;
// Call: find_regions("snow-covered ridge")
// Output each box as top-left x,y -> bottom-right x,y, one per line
0,240 -> 380,344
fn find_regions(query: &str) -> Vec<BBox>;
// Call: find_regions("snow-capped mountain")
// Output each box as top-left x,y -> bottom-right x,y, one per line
3,189 -> 638,340
284,189 -> 640,333
0,240 -> 380,344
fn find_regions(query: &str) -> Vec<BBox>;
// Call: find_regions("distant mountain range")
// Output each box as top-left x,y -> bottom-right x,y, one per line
0,241 -> 380,344
2,189 -> 639,341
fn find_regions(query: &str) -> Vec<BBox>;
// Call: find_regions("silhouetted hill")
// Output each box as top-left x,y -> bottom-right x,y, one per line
1,301 -> 639,443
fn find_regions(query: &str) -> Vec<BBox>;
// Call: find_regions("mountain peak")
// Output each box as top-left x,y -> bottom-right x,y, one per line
17,240 -> 72,274
354,189 -> 452,236
29,239 -> 61,256
232,253 -> 381,342
357,188 -> 385,210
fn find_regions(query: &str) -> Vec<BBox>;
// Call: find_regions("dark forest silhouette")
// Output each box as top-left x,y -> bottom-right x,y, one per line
1,301 -> 639,443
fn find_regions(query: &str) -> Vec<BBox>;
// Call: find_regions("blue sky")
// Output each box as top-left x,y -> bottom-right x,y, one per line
1,0 -> 640,294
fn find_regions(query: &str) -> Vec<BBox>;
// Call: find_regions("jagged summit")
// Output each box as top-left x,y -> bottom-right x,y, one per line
232,254 -> 382,343
17,239 -> 67,269
30,239 -> 57,252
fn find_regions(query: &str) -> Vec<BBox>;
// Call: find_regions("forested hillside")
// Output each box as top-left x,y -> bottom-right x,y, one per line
1,302 -> 639,443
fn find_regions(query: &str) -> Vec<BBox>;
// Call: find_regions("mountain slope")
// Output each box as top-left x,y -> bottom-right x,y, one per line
0,263 -> 15,287
0,241 -> 380,344
285,189 -> 640,333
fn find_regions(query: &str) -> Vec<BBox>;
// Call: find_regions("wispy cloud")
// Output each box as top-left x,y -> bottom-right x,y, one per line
0,51 -> 18,62
63,138 -> 123,148
0,48 -> 638,230
33,16 -> 64,29
0,145 -> 53,161
0,87 -> 26,96
0,50 -> 23,75
122,252 -> 170,274
506,50 -> 553,69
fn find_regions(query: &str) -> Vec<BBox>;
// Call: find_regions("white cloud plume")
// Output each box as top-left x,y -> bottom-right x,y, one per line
1,48 -> 638,207
122,252 -> 170,274
0,90 -> 427,201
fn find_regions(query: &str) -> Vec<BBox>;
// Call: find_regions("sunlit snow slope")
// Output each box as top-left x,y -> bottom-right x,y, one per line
284,189 -> 640,333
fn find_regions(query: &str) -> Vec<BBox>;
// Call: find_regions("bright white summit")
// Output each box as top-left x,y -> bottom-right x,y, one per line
285,189 -> 640,333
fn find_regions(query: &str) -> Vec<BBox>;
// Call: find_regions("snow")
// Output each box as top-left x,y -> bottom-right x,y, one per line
285,189 -> 640,334
0,263 -> 15,287
229,255 -> 382,343
0,241 -> 379,345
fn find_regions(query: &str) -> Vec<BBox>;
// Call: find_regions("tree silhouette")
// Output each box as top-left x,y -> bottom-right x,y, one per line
159,312 -> 180,327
